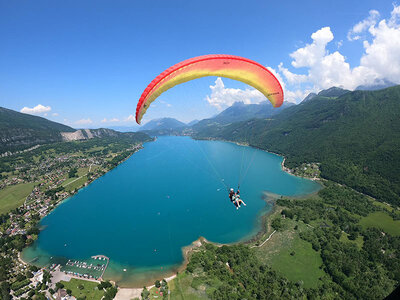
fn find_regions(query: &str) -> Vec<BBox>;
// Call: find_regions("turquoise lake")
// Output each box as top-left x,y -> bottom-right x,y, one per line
22,136 -> 320,286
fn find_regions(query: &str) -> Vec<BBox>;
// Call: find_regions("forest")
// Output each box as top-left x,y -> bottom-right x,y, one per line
180,183 -> 400,299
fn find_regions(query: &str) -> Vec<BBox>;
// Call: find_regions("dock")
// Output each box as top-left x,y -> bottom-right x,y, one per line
91,255 -> 110,280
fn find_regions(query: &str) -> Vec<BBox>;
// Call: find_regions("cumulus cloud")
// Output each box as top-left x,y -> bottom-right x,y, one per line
277,5 -> 400,102
52,113 -> 59,117
75,118 -> 93,125
360,9 -> 400,83
278,63 -> 308,85
205,77 -> 266,110
347,10 -> 380,41
20,104 -> 51,115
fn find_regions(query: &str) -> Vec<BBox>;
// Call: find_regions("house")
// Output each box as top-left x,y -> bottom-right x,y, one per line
55,289 -> 71,300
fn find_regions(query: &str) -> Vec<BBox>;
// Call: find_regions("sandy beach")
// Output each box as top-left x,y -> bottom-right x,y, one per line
115,274 -> 177,300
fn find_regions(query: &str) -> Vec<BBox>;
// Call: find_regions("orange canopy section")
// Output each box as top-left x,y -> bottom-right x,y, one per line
136,54 -> 284,124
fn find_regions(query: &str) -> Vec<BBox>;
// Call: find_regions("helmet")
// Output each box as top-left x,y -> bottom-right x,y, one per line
230,188 -> 234,191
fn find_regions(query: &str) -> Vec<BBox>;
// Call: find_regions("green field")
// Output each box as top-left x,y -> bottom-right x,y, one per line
169,272 -> 208,300
359,211 -> 400,236
63,176 -> 87,192
0,182 -> 36,214
266,235 -> 325,288
252,213 -> 325,289
60,278 -> 103,300
339,232 -> 364,249
372,200 -> 393,212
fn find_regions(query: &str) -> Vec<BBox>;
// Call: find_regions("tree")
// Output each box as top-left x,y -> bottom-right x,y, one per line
0,282 -> 10,300
104,286 -> 118,299
155,280 -> 161,288
66,288 -> 72,295
102,281 -> 112,289
271,218 -> 283,231
36,293 -> 47,300
55,282 -> 64,290
141,287 -> 150,300
68,168 -> 78,178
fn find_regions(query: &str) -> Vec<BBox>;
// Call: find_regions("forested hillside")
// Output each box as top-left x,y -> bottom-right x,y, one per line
0,107 -> 75,153
192,86 -> 400,206
0,107 -> 152,153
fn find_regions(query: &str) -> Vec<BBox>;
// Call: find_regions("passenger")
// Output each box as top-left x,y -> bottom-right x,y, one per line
234,194 -> 247,210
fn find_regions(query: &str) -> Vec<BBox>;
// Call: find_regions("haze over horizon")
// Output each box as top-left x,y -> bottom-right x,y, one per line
1,0 -> 399,128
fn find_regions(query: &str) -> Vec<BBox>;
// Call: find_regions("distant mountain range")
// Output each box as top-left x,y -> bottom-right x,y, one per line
0,107 -> 150,153
190,101 -> 294,134
135,84 -> 398,135
140,117 -> 187,131
106,125 -> 140,132
139,100 -> 295,134
355,78 -> 397,91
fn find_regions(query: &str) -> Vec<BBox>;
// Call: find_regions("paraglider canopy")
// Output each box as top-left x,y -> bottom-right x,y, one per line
135,54 -> 284,124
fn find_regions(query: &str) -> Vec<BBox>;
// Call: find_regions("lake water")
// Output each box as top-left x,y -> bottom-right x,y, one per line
22,136 -> 320,286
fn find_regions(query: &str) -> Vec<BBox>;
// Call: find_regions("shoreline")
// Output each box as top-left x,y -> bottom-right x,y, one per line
20,136 -> 321,289
192,136 -> 322,182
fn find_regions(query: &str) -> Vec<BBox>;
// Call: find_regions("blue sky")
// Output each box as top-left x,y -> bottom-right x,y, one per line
0,0 -> 398,128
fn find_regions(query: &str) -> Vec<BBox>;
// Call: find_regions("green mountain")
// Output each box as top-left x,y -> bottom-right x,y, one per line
192,86 -> 400,206
0,107 -> 152,153
0,107 -> 75,153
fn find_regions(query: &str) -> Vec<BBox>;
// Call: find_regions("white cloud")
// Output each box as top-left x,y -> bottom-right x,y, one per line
290,27 -> 334,68
75,118 -> 93,125
277,6 -> 400,102
20,104 -> 51,115
347,10 -> 380,41
101,118 -> 120,123
205,77 -> 265,110
159,100 -> 172,107
52,113 -> 59,117
359,11 -> 400,84
278,63 -> 308,85
389,4 -> 400,26
124,114 -> 136,122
